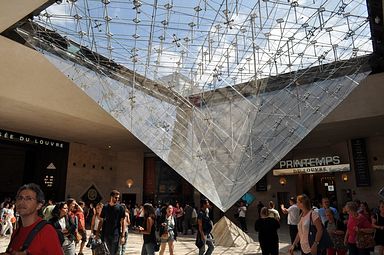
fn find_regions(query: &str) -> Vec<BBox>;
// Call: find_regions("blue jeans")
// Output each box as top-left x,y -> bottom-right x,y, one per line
141,242 -> 155,255
198,236 -> 214,255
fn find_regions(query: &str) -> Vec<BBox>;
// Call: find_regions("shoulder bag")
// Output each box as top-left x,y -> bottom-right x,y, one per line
308,212 -> 333,251
356,215 -> 375,249
356,231 -> 375,249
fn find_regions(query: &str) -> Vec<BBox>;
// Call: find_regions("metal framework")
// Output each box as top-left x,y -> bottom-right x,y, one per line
14,0 -> 373,211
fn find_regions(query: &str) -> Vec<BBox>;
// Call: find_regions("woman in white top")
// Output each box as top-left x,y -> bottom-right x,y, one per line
91,202 -> 103,235
1,203 -> 14,237
289,194 -> 323,255
159,205 -> 178,255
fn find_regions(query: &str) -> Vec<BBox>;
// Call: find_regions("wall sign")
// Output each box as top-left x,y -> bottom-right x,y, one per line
278,156 -> 341,168
273,154 -> 350,176
47,163 -> 57,169
0,129 -> 66,149
351,138 -> 371,187
273,164 -> 350,176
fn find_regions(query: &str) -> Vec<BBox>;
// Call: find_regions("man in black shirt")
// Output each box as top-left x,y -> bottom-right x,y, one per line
96,190 -> 126,255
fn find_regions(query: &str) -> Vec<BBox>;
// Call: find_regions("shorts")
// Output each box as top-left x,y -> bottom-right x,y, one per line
160,231 -> 175,243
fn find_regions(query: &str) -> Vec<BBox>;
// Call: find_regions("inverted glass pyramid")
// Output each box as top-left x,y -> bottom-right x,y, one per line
16,0 -> 372,211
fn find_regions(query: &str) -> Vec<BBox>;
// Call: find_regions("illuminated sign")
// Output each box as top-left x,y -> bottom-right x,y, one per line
279,156 -> 341,169
273,163 -> 350,176
0,129 -> 66,149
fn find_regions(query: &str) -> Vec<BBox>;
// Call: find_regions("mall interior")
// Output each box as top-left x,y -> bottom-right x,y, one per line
1,0 -> 384,226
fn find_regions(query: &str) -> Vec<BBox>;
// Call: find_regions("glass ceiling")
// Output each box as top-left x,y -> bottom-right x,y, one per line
36,0 -> 372,94
16,0 -> 373,211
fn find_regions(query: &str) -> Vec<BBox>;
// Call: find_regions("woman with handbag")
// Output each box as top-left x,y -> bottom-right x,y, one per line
159,205 -> 177,255
372,200 -> 384,255
344,201 -> 374,255
324,208 -> 347,255
289,194 -> 324,255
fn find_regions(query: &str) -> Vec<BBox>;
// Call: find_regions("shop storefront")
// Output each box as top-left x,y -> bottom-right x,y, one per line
273,154 -> 350,206
268,138 -> 375,210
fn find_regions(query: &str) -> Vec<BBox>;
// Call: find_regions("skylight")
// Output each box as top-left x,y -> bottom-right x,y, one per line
37,0 -> 372,94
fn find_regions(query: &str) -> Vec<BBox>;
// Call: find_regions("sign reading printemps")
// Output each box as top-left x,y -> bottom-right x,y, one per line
0,129 -> 66,149
273,155 -> 350,176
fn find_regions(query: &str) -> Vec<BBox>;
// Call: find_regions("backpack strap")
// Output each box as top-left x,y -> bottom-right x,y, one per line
21,220 -> 48,251
7,220 -> 48,253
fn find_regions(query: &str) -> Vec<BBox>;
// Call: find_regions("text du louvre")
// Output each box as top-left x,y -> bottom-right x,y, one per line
0,131 -> 64,148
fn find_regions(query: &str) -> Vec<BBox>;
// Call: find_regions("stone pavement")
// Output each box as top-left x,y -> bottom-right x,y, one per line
0,225 -> 293,254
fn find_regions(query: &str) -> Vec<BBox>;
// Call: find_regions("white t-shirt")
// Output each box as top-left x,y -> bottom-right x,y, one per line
238,206 -> 247,218
287,204 -> 300,225
58,217 -> 66,231
94,216 -> 101,231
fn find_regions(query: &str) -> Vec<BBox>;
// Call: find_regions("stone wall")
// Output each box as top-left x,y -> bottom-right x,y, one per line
66,143 -> 144,204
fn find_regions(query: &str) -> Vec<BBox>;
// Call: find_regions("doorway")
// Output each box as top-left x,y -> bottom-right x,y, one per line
315,175 -> 337,207
0,145 -> 25,199
122,193 -> 136,208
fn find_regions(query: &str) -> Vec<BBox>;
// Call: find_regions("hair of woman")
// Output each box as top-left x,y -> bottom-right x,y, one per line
52,201 -> 67,218
345,201 -> 358,212
297,194 -> 311,211
260,207 -> 268,217
143,203 -> 155,219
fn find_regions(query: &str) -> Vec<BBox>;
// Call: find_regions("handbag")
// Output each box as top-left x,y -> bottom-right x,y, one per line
154,240 -> 161,252
356,231 -> 375,249
86,235 -> 96,249
93,239 -> 110,255
308,212 -> 333,250
329,232 -> 347,250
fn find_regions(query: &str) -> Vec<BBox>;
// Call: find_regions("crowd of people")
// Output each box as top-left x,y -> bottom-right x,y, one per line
249,195 -> 384,255
2,183 -> 384,255
0,183 -> 215,255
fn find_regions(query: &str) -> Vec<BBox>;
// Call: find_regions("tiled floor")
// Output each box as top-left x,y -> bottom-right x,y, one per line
0,225 -> 293,254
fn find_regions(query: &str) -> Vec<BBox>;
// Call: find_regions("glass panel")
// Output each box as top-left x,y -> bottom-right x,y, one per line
14,0 -> 372,211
